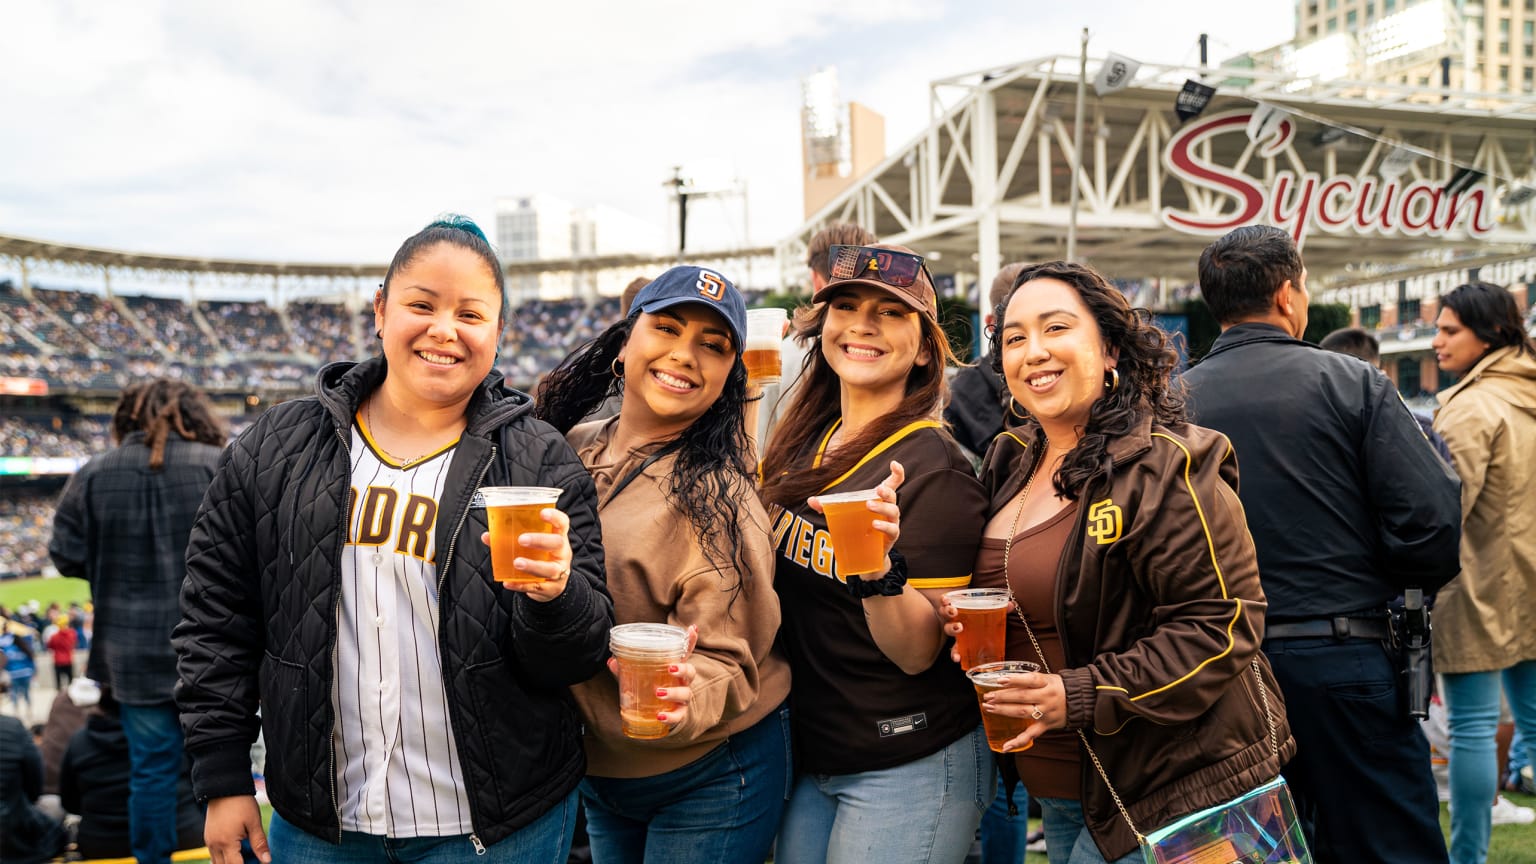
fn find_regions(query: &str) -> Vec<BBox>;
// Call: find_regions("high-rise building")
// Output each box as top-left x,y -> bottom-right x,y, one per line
495,195 -> 660,303
1292,0 -> 1534,93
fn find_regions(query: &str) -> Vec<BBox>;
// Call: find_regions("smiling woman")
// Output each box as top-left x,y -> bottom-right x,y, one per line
173,215 -> 614,864
534,265 -> 792,864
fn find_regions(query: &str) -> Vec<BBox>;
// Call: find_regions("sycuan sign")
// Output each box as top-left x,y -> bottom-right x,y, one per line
1160,110 -> 1496,246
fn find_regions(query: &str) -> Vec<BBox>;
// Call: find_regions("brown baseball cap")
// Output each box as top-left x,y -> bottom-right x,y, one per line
812,243 -> 939,322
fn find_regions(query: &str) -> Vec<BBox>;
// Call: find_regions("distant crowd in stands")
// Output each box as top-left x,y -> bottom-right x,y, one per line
0,280 -> 718,396
0,417 -> 110,459
0,493 -> 58,579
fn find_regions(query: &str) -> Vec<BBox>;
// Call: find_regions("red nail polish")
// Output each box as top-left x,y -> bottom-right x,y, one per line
668,665 -> 679,673
655,688 -> 667,698
656,713 -> 667,721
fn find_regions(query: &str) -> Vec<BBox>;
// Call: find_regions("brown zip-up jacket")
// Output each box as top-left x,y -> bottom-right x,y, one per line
980,415 -> 1296,860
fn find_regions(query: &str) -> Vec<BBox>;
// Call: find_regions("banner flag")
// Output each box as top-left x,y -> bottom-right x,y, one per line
1094,53 -> 1141,96
1174,80 -> 1216,122
1245,102 -> 1288,145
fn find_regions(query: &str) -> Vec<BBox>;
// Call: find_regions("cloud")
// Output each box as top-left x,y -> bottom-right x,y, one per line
0,0 -> 1293,266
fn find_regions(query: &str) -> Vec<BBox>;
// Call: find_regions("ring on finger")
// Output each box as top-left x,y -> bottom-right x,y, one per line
1030,705 -> 1044,720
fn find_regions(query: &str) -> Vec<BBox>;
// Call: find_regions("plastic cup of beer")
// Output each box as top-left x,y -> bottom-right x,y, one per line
819,488 -> 885,577
744,308 -> 787,387
609,623 -> 688,740
945,588 -> 1010,670
968,660 -> 1041,753
481,486 -> 562,586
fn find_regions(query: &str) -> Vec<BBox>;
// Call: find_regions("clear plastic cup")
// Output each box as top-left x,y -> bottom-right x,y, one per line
480,486 -> 562,585
945,588 -> 1010,670
819,488 -> 885,577
968,660 -> 1042,752
744,308 -> 787,386
609,623 -> 689,740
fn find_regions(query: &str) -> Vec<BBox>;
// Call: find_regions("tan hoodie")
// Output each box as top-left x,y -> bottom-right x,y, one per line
1433,344 -> 1536,673
567,418 -> 791,778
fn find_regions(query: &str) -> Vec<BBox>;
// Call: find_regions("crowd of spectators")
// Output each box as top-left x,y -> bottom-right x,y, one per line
199,300 -> 291,355
32,286 -> 144,357
496,297 -> 620,387
0,492 -> 58,579
288,300 -> 368,365
0,416 -> 110,459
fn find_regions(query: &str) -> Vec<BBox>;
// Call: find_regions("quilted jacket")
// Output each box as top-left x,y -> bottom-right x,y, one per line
173,357 -> 613,847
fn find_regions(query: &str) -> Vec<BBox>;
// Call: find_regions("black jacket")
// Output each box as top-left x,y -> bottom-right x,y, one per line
60,714 -> 204,859
943,362 -> 1009,461
1182,323 -> 1461,619
0,716 -> 65,864
174,357 -> 613,847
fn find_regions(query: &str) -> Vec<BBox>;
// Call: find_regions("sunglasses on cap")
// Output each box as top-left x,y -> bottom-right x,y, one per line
828,245 -> 931,289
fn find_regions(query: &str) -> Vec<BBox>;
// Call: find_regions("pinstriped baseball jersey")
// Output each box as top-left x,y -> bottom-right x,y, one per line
331,418 -> 473,837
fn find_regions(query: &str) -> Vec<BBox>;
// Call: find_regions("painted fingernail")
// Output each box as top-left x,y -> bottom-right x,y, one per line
657,712 -> 667,721
668,665 -> 679,673
655,688 -> 667,698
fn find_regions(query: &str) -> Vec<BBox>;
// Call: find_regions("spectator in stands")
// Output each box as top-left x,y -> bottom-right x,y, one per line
1,629 -> 37,721
1320,326 -> 1452,463
618,276 -> 651,317
48,378 -> 227,864
0,712 -> 67,864
944,261 -> 1029,465
1429,282 -> 1536,864
60,680 -> 206,861
44,618 -> 74,690
1183,225 -> 1461,863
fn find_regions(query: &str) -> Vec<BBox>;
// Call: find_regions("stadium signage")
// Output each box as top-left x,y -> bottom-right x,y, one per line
1161,110 -> 1496,247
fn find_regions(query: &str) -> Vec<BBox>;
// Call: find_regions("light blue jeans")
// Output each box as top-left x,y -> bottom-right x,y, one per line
776,725 -> 992,864
267,789 -> 577,864
1036,798 -> 1141,864
1443,660 -> 1536,864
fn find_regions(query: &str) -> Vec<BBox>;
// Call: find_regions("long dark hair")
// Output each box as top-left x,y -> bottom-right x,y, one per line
759,301 -> 958,509
535,318 -> 757,600
1439,281 -> 1535,368
112,379 -> 228,470
988,261 -> 1185,500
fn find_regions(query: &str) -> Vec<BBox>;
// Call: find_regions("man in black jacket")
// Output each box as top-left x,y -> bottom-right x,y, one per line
943,261 -> 1028,464
1183,226 -> 1461,864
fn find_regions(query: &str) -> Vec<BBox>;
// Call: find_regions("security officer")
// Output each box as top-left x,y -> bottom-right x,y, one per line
1182,225 -> 1461,864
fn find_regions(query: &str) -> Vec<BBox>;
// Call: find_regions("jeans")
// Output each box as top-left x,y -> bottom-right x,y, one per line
579,703 -> 790,864
1264,636 -> 1448,863
776,724 -> 991,864
979,776 -> 1031,864
119,703 -> 185,864
268,789 -> 578,864
1443,660 -> 1536,864
1035,798 -> 1140,864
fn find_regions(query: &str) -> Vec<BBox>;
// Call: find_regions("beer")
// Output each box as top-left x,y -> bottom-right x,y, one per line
967,661 -> 1041,753
820,489 -> 885,576
745,307 -> 787,386
609,623 -> 689,740
481,486 -> 563,585
945,588 -> 1010,670
742,347 -> 782,386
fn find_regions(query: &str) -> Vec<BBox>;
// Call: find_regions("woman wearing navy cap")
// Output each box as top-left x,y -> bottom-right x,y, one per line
536,265 -> 791,864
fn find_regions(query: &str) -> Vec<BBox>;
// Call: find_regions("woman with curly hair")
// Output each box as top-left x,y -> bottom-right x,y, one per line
535,265 -> 790,864
949,261 -> 1295,863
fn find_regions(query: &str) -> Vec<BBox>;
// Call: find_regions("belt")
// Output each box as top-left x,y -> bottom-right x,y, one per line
1264,616 -> 1392,641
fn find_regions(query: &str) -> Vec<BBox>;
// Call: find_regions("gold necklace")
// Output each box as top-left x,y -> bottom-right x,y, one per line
366,399 -> 432,468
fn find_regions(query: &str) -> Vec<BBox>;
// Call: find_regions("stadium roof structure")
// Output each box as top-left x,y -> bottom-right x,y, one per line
0,232 -> 771,287
780,54 -> 1536,297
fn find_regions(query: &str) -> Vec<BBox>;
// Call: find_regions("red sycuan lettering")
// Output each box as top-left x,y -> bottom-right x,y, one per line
1161,110 -> 1496,246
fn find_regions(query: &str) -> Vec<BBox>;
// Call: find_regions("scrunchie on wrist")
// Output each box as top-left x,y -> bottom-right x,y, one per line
844,549 -> 908,598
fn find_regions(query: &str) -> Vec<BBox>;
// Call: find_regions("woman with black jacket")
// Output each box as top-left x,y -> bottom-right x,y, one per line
174,217 -> 613,864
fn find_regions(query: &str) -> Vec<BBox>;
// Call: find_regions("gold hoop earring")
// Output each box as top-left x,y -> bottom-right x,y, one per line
611,358 -> 625,379
1105,368 -> 1120,392
1008,397 -> 1029,419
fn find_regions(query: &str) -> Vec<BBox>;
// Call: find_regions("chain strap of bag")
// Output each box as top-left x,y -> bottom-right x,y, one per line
1000,452 -> 1280,847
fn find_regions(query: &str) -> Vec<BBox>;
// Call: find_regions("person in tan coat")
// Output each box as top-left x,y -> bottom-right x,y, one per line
536,265 -> 790,864
1430,281 -> 1536,864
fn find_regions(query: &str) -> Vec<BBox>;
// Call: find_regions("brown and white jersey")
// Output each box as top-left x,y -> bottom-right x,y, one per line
331,418 -> 472,837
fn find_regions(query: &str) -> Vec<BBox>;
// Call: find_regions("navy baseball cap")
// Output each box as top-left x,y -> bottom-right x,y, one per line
628,265 -> 747,352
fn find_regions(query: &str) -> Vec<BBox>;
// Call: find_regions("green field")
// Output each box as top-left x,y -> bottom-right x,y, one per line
0,575 -> 91,615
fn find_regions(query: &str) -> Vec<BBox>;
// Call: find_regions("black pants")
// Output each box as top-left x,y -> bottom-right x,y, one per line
53,659 -> 72,690
1264,636 -> 1448,864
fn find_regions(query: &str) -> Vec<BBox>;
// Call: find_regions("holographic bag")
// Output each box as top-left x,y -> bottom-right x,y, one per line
1138,775 -> 1312,864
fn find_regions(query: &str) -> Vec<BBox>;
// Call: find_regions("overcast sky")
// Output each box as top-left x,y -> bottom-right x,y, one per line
0,1 -> 1294,265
